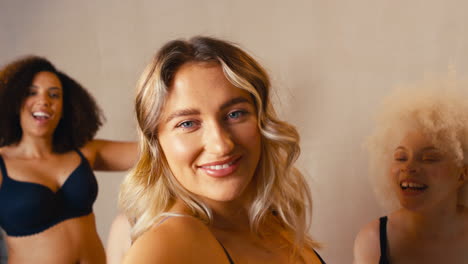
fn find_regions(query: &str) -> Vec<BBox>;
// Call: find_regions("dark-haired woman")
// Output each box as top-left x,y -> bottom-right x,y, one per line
0,56 -> 137,263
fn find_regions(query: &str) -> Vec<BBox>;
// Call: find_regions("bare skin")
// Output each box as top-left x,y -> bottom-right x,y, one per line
354,207 -> 468,264
0,71 -> 137,263
122,64 -> 321,264
124,200 -> 323,264
354,131 -> 468,264
106,213 -> 131,264
0,140 -> 136,264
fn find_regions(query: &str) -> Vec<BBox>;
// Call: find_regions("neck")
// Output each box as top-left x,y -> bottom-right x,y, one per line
209,200 -> 250,232
171,197 -> 251,232
399,200 -> 466,238
14,135 -> 55,158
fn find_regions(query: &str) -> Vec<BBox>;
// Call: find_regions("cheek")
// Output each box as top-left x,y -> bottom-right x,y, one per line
19,103 -> 30,123
159,134 -> 200,171
433,165 -> 457,183
388,163 -> 401,183
20,99 -> 30,112
236,121 -> 261,143
389,165 -> 400,175
57,101 -> 63,112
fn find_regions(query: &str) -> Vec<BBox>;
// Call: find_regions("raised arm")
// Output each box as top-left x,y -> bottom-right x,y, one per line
81,140 -> 138,171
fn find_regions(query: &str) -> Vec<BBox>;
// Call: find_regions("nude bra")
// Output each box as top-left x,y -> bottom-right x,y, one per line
0,150 -> 98,237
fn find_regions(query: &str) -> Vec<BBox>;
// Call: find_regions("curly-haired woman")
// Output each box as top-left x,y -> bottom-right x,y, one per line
0,56 -> 137,263
354,78 -> 468,264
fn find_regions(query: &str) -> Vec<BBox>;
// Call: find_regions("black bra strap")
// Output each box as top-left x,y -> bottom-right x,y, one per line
217,240 -> 235,264
313,249 -> 326,264
379,216 -> 389,264
0,155 -> 8,180
75,149 -> 86,160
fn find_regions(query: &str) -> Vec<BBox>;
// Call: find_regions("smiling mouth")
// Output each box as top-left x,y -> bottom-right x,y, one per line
32,111 -> 51,120
198,156 -> 242,177
200,159 -> 238,170
400,181 -> 428,191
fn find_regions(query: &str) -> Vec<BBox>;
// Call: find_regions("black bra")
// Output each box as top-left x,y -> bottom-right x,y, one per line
0,150 -> 98,236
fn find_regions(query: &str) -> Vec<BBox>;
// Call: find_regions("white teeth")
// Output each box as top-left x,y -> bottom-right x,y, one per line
400,181 -> 426,189
209,164 -> 229,170
32,112 -> 50,118
203,160 -> 234,170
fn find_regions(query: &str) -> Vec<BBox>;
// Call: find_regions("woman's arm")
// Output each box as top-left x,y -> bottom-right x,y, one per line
106,213 -> 131,264
81,140 -> 138,171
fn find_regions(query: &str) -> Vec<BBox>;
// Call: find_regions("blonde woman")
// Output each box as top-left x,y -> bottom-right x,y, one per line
120,36 -> 325,264
354,79 -> 468,263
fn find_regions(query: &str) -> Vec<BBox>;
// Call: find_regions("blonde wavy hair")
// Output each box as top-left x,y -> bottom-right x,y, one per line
119,36 -> 315,252
368,76 -> 468,210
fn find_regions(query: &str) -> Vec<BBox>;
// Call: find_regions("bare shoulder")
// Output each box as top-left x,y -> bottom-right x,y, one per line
123,216 -> 230,264
353,218 -> 381,264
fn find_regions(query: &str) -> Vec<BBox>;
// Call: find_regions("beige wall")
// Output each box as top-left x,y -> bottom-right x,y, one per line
2,0 -> 468,262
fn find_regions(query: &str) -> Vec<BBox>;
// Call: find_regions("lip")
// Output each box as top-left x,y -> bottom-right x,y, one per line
30,110 -> 53,125
399,179 -> 428,196
198,156 -> 242,178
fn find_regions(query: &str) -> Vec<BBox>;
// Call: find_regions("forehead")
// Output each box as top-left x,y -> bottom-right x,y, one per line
31,71 -> 62,89
397,130 -> 436,150
163,63 -> 252,111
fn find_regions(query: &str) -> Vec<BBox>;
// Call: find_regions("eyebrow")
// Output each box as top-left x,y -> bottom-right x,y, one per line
164,96 -> 252,123
165,108 -> 200,123
30,85 -> 62,92
394,146 -> 438,151
220,96 -> 251,110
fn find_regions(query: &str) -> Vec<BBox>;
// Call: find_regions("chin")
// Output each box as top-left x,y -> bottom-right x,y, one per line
398,199 -> 429,212
202,189 -> 245,203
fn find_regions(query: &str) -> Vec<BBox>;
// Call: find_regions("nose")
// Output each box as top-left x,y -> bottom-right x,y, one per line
36,93 -> 51,107
204,121 -> 234,156
400,159 -> 419,174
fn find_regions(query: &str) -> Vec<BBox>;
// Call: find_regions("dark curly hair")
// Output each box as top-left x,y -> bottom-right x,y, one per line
0,55 -> 104,153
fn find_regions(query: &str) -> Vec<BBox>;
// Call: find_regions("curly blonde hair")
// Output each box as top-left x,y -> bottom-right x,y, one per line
119,36 -> 316,252
368,76 -> 468,210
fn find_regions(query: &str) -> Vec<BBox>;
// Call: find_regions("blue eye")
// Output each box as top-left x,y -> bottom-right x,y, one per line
177,121 -> 195,128
227,110 -> 245,119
